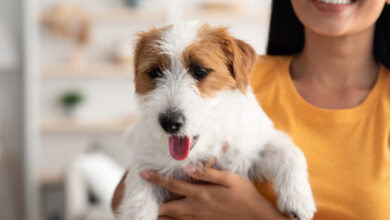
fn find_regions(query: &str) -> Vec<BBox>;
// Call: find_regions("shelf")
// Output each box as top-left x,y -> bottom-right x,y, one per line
183,9 -> 269,23
41,117 -> 136,135
39,171 -> 64,185
41,62 -> 134,79
41,7 -> 269,24
87,8 -> 167,23
41,7 -> 166,24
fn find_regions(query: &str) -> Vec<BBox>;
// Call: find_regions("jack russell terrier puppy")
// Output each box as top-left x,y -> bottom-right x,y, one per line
117,22 -> 316,220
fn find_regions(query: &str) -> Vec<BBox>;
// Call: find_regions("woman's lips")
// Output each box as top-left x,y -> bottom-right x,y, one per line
313,0 -> 356,13
317,0 -> 354,4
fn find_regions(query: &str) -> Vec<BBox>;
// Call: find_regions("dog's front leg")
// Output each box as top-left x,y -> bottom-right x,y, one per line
116,171 -> 161,220
256,130 -> 316,220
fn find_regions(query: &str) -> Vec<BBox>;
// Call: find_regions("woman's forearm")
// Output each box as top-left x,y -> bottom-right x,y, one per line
249,192 -> 294,220
111,171 -> 128,214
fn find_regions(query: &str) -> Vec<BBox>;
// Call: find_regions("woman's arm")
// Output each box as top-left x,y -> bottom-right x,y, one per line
111,170 -> 128,214
143,166 -> 293,220
112,167 -> 294,220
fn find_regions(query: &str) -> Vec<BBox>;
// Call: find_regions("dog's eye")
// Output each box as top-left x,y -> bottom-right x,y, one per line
190,65 -> 210,80
148,67 -> 163,79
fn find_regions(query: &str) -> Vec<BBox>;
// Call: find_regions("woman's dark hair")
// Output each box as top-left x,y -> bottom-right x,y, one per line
266,1 -> 390,69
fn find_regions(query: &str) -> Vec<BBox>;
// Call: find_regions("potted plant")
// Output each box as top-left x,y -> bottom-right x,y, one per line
60,90 -> 84,118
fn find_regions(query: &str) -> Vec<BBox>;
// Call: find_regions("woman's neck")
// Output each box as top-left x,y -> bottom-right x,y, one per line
292,26 -> 379,89
290,26 -> 380,109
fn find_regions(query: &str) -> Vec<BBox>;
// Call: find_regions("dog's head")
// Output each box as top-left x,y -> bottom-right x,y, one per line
133,22 -> 256,161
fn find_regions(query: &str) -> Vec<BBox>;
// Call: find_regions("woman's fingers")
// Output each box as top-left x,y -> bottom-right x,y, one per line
140,171 -> 198,197
203,157 -> 217,168
183,166 -> 233,187
159,200 -> 189,218
167,192 -> 185,201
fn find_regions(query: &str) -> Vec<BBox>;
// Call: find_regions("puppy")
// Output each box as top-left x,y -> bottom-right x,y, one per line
117,22 -> 316,220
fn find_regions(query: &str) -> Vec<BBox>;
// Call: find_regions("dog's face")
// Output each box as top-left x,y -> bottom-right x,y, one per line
133,22 -> 256,161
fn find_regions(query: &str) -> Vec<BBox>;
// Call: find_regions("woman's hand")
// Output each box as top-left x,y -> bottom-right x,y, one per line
140,166 -> 292,220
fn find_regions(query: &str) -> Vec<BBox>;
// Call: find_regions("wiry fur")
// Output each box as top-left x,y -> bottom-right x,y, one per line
117,22 -> 316,220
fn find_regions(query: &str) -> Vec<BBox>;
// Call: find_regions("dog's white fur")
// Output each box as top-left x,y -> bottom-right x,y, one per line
117,22 -> 316,220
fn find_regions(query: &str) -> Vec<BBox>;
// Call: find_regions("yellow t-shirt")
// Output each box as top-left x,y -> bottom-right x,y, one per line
251,55 -> 390,220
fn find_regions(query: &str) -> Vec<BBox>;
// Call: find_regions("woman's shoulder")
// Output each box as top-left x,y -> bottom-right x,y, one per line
250,55 -> 292,93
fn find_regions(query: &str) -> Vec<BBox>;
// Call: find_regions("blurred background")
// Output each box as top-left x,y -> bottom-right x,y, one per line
0,0 -> 271,219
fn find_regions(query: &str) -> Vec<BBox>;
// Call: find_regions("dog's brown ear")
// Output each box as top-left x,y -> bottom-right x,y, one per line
216,29 -> 256,93
133,26 -> 169,95
229,38 -> 256,93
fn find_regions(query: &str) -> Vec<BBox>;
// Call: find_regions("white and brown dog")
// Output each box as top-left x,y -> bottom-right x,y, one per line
117,22 -> 316,220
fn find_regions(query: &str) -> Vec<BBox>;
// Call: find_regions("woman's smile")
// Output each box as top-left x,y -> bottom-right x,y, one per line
313,0 -> 356,13
317,0 -> 355,5
291,0 -> 387,36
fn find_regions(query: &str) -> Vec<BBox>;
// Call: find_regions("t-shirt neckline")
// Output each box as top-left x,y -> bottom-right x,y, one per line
281,55 -> 385,122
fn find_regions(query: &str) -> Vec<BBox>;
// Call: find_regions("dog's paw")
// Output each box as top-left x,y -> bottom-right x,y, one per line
277,191 -> 316,220
282,205 -> 315,220
288,211 -> 299,220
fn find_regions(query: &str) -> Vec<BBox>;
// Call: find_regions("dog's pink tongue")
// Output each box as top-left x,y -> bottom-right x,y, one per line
169,136 -> 190,161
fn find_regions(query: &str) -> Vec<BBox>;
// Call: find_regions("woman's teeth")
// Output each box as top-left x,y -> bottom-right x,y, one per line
317,0 -> 353,5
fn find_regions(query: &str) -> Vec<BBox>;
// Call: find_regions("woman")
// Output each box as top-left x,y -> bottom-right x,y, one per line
112,0 -> 390,219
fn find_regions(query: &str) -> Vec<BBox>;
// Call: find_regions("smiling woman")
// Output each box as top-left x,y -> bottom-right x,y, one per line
254,0 -> 390,220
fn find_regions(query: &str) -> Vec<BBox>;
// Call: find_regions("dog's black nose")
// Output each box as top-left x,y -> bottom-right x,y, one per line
159,112 -> 185,134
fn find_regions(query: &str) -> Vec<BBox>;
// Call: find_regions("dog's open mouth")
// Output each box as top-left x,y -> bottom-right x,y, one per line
169,135 -> 199,161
